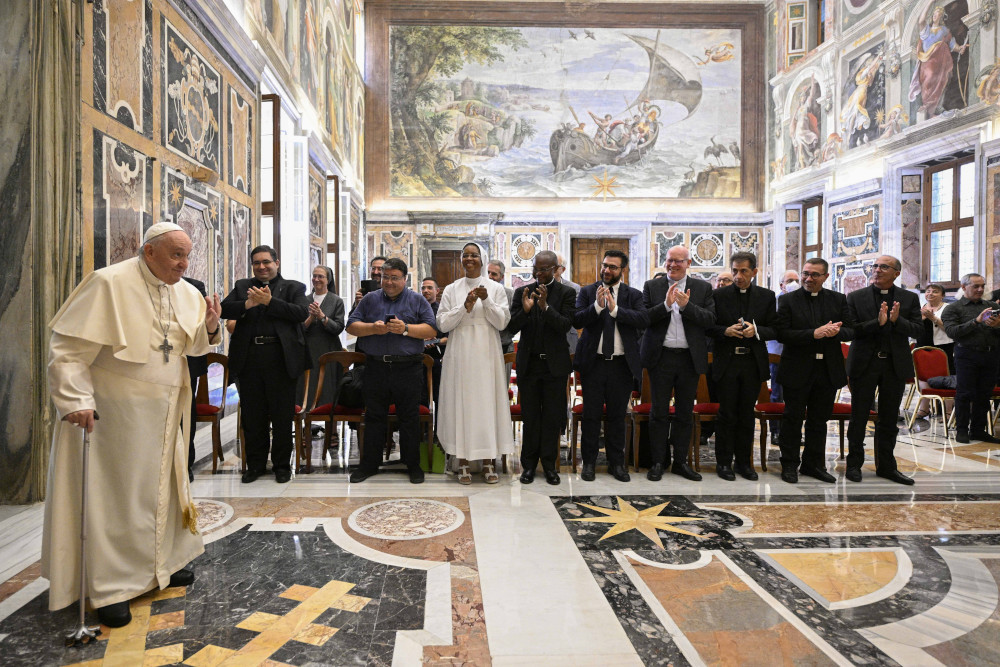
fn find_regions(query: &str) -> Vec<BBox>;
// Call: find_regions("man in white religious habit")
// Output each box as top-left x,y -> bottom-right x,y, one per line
42,222 -> 222,628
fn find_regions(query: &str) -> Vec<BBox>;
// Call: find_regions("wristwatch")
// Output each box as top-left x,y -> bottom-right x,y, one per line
404,323 -> 410,336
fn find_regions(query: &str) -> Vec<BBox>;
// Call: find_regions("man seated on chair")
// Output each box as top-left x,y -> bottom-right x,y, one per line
346,258 -> 437,484
572,249 -> 648,483
707,252 -> 778,482
942,272 -> 1000,445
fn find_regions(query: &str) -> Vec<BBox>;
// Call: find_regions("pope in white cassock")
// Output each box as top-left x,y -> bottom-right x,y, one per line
436,242 -> 513,485
42,222 -> 222,628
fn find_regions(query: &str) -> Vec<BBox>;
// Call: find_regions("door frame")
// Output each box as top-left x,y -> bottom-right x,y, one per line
417,236 -> 493,288
559,222 -> 651,286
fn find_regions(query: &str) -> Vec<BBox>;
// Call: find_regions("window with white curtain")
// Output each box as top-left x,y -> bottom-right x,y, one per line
280,135 -> 310,286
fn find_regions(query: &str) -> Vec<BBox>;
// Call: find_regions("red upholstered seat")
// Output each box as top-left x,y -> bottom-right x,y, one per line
631,390 -> 640,399
195,404 -> 220,416
832,403 -> 877,416
631,403 -> 676,415
388,404 -> 431,415
572,403 -> 609,414
294,404 -> 304,414
922,388 -> 956,397
309,403 -> 364,416
510,405 -> 522,416
576,388 -> 584,396
508,389 -> 514,399
755,402 -> 785,414
692,403 -> 720,414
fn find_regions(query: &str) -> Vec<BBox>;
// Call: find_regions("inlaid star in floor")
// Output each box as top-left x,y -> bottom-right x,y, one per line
591,168 -> 619,201
572,497 -> 703,549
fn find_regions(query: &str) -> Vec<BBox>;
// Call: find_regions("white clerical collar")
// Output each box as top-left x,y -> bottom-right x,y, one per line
810,290 -> 820,297
739,288 -> 748,293
880,289 -> 889,294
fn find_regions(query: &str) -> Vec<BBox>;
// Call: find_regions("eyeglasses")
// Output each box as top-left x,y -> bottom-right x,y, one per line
601,263 -> 622,271
800,271 -> 826,279
381,275 -> 405,283
665,259 -> 688,265
871,263 -> 897,271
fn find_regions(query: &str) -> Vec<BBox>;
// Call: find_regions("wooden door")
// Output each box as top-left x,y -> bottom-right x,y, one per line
431,250 -> 463,290
571,237 -> 630,286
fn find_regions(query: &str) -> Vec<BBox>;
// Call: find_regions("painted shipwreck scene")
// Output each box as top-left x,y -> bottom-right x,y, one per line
389,26 -> 743,199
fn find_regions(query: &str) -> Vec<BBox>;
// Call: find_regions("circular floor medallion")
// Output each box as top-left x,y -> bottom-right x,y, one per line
348,499 -> 465,540
194,499 -> 233,534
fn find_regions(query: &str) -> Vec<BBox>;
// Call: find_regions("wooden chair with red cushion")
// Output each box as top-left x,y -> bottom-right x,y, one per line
384,355 -> 435,460
305,351 -> 366,472
630,369 -> 676,470
690,369 -> 719,472
194,352 -> 229,473
908,346 -> 956,431
754,354 -> 786,471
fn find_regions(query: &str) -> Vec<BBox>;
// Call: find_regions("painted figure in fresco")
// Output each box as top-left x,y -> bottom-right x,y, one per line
976,59 -> 1000,105
877,105 -> 909,138
790,76 -> 820,170
587,111 -> 616,148
840,50 -> 884,147
696,42 -> 736,66
909,5 -> 968,117
820,133 -> 843,161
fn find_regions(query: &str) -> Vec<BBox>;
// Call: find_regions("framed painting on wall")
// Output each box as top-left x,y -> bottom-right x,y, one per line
365,1 -> 766,213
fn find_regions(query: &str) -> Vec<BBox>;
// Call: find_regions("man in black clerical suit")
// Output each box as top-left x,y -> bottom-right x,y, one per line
640,244 -> 716,482
572,249 -> 648,483
707,252 -> 777,481
845,255 -> 923,485
507,250 -> 577,485
183,276 -> 209,482
774,258 -> 853,483
221,245 -> 309,484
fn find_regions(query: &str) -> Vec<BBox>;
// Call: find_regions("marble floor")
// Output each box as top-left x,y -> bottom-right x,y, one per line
2,414 -> 999,666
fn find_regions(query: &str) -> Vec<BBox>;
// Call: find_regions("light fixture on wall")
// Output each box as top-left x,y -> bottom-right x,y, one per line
185,165 -> 219,186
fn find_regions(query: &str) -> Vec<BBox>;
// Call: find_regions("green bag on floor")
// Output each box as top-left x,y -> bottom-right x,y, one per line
420,441 -> 447,474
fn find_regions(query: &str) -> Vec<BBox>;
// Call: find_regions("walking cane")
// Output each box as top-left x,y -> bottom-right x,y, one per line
65,412 -> 101,646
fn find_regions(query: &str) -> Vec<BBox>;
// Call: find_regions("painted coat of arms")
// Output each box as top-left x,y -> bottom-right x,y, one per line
164,22 -> 221,171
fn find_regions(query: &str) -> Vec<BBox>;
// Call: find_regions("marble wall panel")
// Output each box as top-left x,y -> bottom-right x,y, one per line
93,130 -> 154,269
690,232 -> 726,268
379,230 -> 414,266
161,167 -> 222,294
654,231 -> 685,270
901,198 -> 922,288
93,0 -> 153,137
227,85 -> 253,195
833,257 -> 874,294
785,227 -> 800,271
730,230 -> 760,256
829,193 -> 881,260
986,160 -> 1000,290
229,199 -> 251,287
163,18 -> 221,172
310,171 -> 324,239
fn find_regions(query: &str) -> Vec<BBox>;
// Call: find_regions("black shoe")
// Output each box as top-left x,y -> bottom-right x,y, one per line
956,430 -> 971,444
97,601 -> 131,628
168,568 -> 194,587
188,468 -> 194,483
800,466 -> 836,483
274,468 -> 292,484
241,469 -> 263,484
671,463 -> 702,481
780,468 -> 798,484
544,469 -> 560,485
580,463 -> 596,481
716,464 -> 735,481
519,469 -> 535,484
349,468 -> 378,483
845,467 -> 863,482
408,466 -> 425,484
735,464 -> 758,481
876,469 -> 915,485
610,464 -> 631,482
646,462 -> 664,481
970,431 -> 1000,445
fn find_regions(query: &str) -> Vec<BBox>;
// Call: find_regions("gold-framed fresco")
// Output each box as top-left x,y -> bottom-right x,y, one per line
365,1 -> 766,213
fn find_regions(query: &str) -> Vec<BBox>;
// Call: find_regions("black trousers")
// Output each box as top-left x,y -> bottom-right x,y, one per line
238,344 -> 296,474
580,356 -> 632,467
847,356 -> 904,472
519,363 -> 568,472
954,345 -> 1000,434
714,355 -> 763,469
187,365 -> 199,473
648,348 -> 698,465
361,358 -> 423,472
778,368 -> 837,471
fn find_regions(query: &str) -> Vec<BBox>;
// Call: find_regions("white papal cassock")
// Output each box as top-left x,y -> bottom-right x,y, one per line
42,257 -> 216,610
436,275 -> 514,460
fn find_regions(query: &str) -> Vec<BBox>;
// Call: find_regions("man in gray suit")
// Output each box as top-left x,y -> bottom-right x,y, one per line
488,259 -> 515,354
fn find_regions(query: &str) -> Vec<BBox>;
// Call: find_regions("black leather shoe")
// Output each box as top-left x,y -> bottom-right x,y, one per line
519,469 -> 535,484
800,466 -> 836,483
646,462 -> 664,481
97,601 -> 131,628
274,469 -> 292,484
543,469 -> 560,485
971,430 -> 1000,445
610,464 -> 631,482
735,464 -> 759,481
956,430 -> 971,444
716,464 -> 736,481
876,469 -> 915,485
408,466 -> 425,484
780,468 -> 798,484
349,468 -> 378,483
168,568 -> 194,587
845,467 -> 863,482
241,469 -> 263,484
671,462 -> 702,481
580,463 -> 596,481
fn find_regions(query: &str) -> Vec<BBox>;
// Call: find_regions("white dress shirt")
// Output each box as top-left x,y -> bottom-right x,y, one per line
663,276 -> 689,349
594,282 -> 625,357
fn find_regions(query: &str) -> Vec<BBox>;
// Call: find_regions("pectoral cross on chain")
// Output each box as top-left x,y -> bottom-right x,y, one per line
159,337 -> 174,363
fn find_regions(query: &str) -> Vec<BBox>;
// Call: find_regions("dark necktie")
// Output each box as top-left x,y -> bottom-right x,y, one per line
602,286 -> 616,360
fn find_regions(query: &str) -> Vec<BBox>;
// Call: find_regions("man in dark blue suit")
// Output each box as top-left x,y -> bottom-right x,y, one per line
640,245 -> 716,481
572,250 -> 648,482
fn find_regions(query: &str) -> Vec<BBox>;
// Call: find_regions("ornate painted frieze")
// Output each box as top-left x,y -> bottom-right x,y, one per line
227,85 -> 253,195
163,19 -> 221,172
93,130 -> 153,269
93,0 -> 153,137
